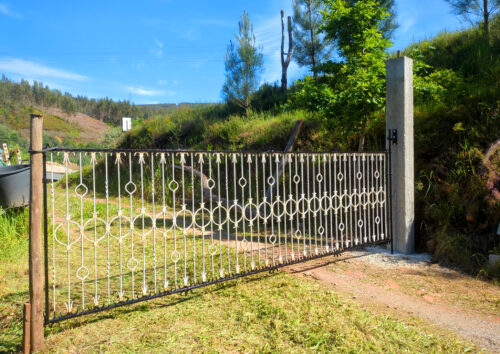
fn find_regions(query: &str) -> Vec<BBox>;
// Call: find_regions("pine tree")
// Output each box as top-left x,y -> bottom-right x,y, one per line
222,11 -> 264,116
292,0 -> 331,76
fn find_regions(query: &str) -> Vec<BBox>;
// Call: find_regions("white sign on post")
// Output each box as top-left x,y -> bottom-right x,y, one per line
122,117 -> 132,132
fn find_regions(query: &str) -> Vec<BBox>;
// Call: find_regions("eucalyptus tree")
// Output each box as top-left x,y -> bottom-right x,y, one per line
222,11 -> 264,116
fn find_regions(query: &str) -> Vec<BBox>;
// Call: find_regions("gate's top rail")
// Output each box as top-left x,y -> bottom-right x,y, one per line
38,147 -> 389,155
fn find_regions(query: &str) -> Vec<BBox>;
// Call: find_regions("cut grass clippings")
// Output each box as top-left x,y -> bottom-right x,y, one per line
1,236 -> 478,353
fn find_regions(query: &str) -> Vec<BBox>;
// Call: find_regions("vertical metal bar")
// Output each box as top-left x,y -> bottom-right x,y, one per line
181,154 -> 187,285
387,135 -> 394,254
50,153 -> 56,318
306,154 -> 311,256
217,153 -> 223,276
42,152 -> 49,325
255,154 -> 261,266
333,154 -> 338,250
151,154 -> 157,293
312,155 -> 318,254
192,153 -> 197,283
105,153 -> 110,304
210,154 -> 216,277
225,154 -> 230,272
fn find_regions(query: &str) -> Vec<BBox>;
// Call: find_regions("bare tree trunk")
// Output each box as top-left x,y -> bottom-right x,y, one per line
358,119 -> 367,152
281,10 -> 293,92
307,0 -> 317,78
484,0 -> 490,36
245,72 -> 250,117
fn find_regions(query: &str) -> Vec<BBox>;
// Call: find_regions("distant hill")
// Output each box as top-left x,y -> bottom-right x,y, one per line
0,102 -> 112,153
0,75 -> 146,127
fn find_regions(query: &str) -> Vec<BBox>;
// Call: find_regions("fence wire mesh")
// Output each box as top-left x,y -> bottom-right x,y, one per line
43,149 -> 391,323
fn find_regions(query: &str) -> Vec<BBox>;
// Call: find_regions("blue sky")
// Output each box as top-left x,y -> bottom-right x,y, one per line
0,0 -> 465,104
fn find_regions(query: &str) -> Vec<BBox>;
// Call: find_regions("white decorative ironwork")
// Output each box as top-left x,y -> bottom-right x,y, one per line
47,150 -> 390,322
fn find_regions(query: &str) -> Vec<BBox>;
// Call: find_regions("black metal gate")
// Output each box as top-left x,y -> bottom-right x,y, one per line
42,148 -> 392,324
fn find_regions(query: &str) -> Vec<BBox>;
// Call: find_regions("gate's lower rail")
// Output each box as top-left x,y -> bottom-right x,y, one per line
42,148 -> 392,324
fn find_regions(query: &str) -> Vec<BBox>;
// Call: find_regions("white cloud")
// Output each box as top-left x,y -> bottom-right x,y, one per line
156,79 -> 181,86
398,16 -> 416,34
141,18 -> 165,29
0,58 -> 89,81
0,3 -> 19,18
193,18 -> 234,28
153,37 -> 164,48
255,15 -> 282,56
150,37 -> 164,58
126,86 -> 175,96
193,59 -> 205,69
176,28 -> 198,41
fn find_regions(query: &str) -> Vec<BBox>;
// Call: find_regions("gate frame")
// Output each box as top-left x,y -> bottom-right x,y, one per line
26,56 -> 414,351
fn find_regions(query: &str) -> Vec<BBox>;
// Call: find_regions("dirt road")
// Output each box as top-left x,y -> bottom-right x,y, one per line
286,248 -> 500,352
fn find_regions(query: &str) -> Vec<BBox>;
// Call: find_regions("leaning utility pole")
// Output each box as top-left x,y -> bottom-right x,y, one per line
281,10 -> 293,92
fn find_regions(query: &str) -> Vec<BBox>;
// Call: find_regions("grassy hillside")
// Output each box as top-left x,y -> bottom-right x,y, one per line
405,20 -> 500,275
118,20 -> 500,278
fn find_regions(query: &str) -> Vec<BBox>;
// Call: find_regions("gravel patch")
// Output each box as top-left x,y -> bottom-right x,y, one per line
347,245 -> 432,269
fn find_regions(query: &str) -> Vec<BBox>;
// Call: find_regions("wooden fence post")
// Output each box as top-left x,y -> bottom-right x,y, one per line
29,114 -> 44,351
23,303 -> 31,353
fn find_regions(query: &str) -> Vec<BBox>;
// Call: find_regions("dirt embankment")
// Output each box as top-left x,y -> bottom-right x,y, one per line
40,107 -> 111,144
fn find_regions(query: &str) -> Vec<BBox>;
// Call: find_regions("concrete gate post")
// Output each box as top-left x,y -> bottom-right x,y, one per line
386,57 -> 415,254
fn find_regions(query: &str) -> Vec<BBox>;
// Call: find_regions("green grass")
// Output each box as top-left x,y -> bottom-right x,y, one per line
1,240 -> 478,353
0,207 -> 29,261
0,198 -> 479,353
0,208 -> 29,352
